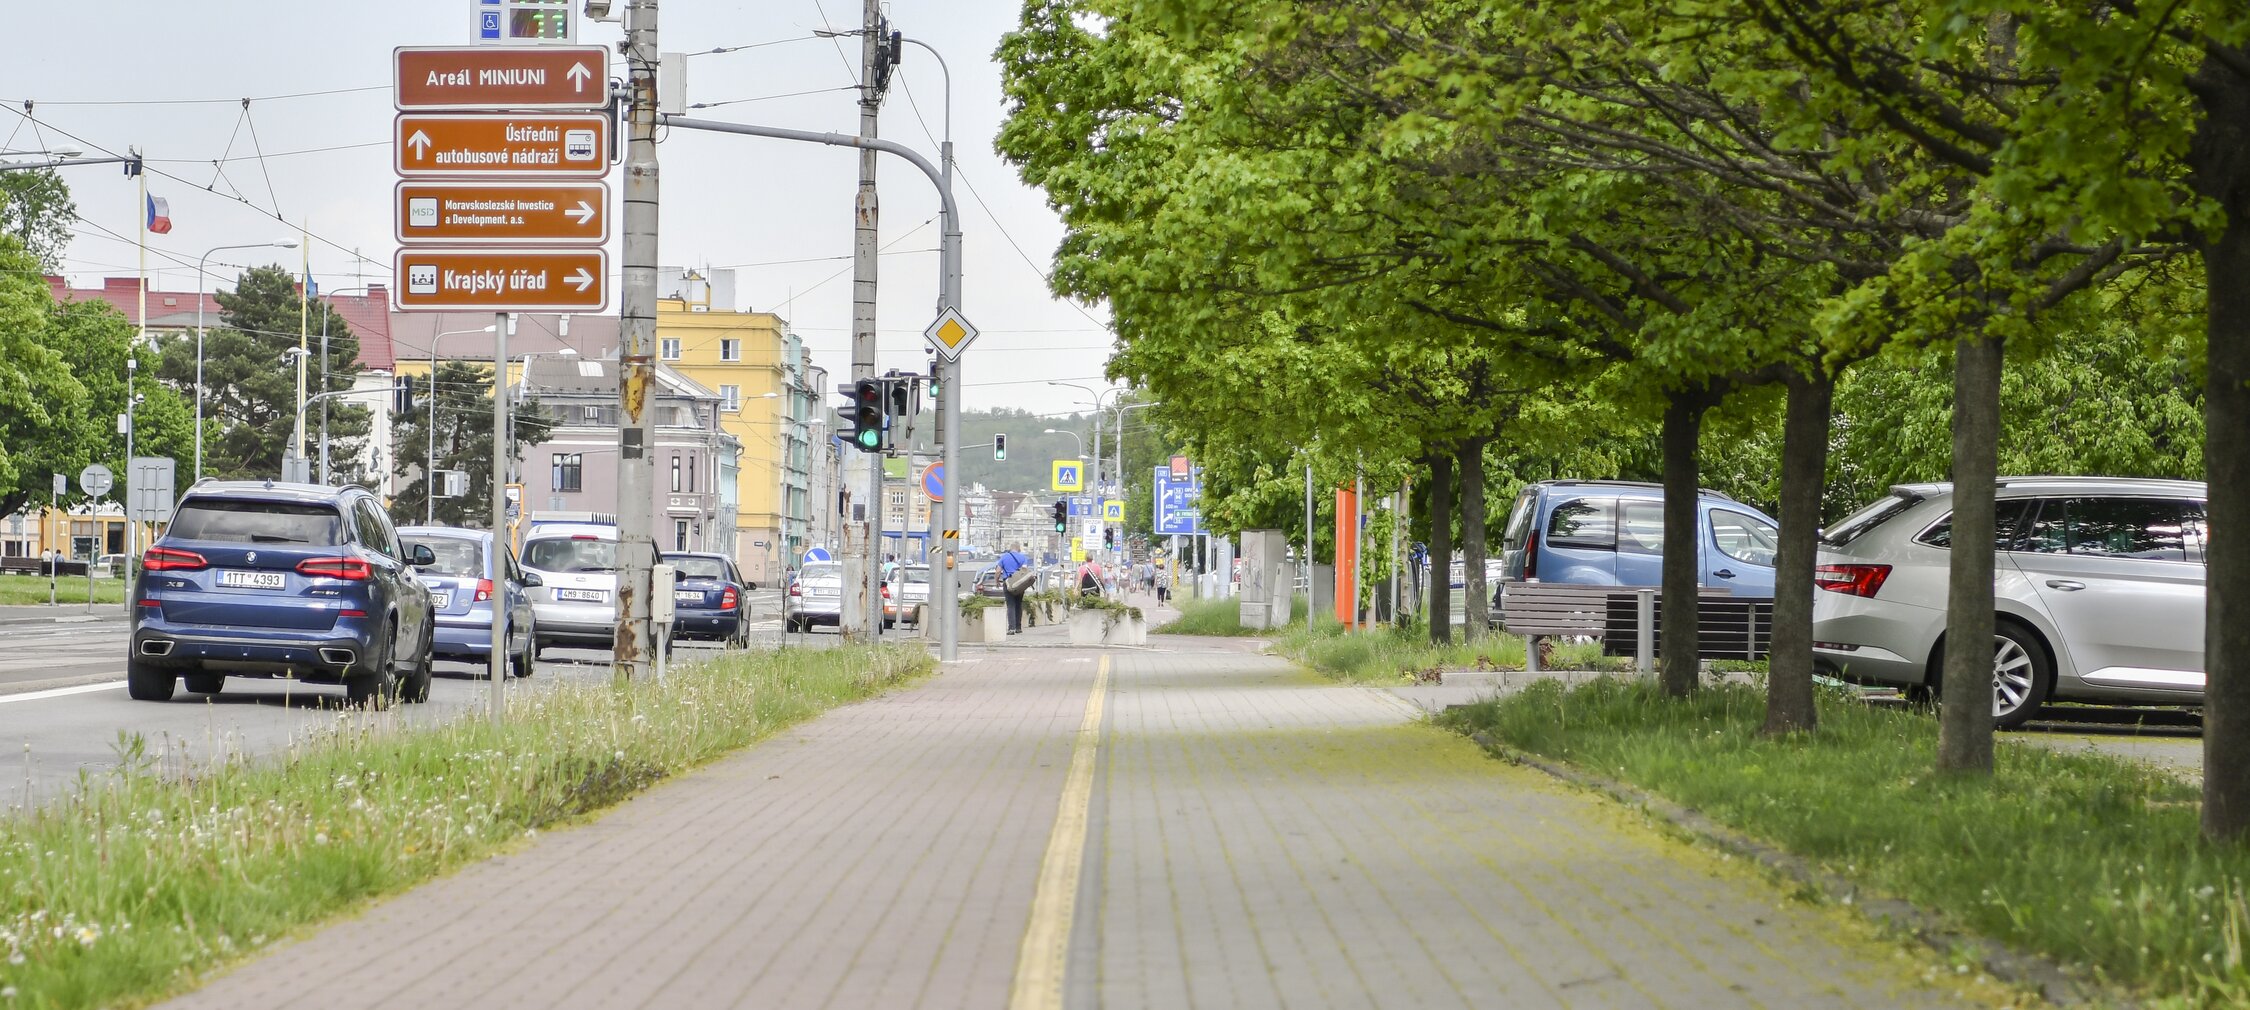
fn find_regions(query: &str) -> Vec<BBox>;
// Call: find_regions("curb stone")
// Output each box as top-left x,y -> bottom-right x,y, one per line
1463,730 -> 2122,1009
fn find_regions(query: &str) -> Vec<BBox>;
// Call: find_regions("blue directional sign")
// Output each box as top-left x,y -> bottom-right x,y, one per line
1153,466 -> 1203,535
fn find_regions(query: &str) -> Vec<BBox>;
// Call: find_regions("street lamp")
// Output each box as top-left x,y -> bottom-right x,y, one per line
194,240 -> 299,479
420,324 -> 498,523
1042,427 -> 1085,460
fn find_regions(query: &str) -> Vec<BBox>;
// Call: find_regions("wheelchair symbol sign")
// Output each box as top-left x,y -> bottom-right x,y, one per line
1051,461 -> 1083,492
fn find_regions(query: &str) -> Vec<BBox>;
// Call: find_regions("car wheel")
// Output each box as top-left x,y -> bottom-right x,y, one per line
1991,622 -> 2052,730
511,620 -> 537,678
399,626 -> 435,704
127,655 -> 176,701
347,623 -> 397,709
184,673 -> 226,695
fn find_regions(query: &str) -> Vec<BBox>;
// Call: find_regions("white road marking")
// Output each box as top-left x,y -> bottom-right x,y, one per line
0,681 -> 125,705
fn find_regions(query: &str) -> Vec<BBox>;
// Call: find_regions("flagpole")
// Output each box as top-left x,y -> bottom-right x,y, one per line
132,152 -> 146,594
295,220 -> 309,472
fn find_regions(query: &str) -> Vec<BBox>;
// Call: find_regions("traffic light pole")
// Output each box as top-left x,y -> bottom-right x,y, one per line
657,115 -> 965,660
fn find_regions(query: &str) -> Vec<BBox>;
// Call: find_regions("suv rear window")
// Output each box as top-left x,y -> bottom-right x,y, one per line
524,537 -> 617,572
403,535 -> 484,576
1500,491 -> 1536,552
169,499 -> 343,545
1821,493 -> 1917,546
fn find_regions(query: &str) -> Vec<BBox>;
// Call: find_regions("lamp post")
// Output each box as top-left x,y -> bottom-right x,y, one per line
194,240 -> 298,479
309,285 -> 380,484
421,324 -> 498,523
1042,427 -> 1084,461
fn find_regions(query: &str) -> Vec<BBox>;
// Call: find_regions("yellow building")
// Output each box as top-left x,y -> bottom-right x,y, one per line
655,295 -> 816,584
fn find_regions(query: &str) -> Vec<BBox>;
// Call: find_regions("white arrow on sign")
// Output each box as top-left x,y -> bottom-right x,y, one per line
566,267 -> 595,292
567,200 -> 596,225
406,130 -> 433,158
567,62 -> 594,92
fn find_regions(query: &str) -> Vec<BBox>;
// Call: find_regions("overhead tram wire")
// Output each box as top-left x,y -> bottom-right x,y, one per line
0,85 -> 390,108
3,105 -> 384,275
894,69 -> 1114,334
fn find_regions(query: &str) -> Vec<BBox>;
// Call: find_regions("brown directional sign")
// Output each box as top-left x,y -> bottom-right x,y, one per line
395,114 -> 611,177
392,249 -> 609,313
395,181 -> 610,245
395,46 -> 611,111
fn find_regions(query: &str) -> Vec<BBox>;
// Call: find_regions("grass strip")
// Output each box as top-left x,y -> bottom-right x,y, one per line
0,644 -> 929,1009
1270,621 -> 1622,683
1439,677 -> 2249,1007
1151,594 -> 1307,636
0,576 -> 126,607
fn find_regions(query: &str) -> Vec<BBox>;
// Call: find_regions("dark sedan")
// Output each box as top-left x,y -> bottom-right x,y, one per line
665,552 -> 751,647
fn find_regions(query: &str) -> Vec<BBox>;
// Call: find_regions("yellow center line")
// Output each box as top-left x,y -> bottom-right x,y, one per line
1009,653 -> 1109,1010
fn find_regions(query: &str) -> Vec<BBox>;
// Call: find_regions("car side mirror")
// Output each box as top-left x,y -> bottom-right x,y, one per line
521,571 -> 544,588
408,543 -> 437,567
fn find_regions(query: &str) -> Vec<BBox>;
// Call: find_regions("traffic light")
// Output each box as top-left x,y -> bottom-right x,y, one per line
993,433 -> 1008,461
1052,500 -> 1068,533
848,378 -> 884,452
1103,527 -> 1116,549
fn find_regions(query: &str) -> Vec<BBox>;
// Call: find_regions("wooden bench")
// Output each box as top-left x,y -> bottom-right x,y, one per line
1498,584 -> 1618,673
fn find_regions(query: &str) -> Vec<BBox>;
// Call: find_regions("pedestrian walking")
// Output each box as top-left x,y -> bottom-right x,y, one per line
996,545 -> 1035,634
1077,558 -> 1103,599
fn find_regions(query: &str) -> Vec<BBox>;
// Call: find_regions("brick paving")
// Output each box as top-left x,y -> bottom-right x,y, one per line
163,637 -> 1986,1010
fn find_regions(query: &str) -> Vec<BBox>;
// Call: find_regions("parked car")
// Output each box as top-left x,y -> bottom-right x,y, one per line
971,563 -> 1007,599
1495,480 -> 1781,599
398,526 -> 539,677
127,480 -> 437,707
1812,477 -> 2208,728
664,552 -> 750,646
785,561 -> 844,632
521,524 -> 619,653
889,564 -> 932,625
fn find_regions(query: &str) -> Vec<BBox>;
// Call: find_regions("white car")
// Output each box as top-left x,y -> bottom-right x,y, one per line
1812,477 -> 2207,727
521,524 -> 619,653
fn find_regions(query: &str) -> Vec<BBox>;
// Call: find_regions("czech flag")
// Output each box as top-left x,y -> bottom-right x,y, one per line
145,194 -> 172,235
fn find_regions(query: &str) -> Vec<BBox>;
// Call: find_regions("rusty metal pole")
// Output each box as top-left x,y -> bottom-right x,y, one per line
612,0 -> 660,681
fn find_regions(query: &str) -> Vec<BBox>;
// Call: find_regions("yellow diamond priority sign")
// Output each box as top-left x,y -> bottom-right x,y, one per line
924,307 -> 978,361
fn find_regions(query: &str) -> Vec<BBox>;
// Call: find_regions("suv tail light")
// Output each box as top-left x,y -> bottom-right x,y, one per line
789,582 -> 802,597
297,557 -> 374,581
475,579 -> 494,602
721,586 -> 739,610
1523,531 -> 1539,581
1814,564 -> 1891,598
143,547 -> 208,572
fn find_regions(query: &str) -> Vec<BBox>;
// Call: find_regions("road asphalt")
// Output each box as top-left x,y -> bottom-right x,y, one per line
151,607 -> 1993,1010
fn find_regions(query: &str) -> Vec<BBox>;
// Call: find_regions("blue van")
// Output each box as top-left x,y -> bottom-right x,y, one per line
1495,480 -> 1780,598
130,481 -> 438,707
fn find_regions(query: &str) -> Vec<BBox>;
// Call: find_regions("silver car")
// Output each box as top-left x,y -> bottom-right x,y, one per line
521,525 -> 619,652
1812,477 -> 2208,727
888,565 -> 932,626
784,561 -> 844,632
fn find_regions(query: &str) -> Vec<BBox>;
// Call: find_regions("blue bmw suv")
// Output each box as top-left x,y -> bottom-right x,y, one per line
129,481 -> 438,707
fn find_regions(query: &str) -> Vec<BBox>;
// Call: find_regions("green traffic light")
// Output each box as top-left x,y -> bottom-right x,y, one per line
857,428 -> 882,449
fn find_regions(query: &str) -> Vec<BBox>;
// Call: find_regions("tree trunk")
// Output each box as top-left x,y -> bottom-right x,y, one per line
1763,371 -> 1832,736
2192,43 -> 2250,840
1660,392 -> 1705,697
1459,438 -> 1490,642
1427,450 -> 1455,645
1937,332 -> 2003,775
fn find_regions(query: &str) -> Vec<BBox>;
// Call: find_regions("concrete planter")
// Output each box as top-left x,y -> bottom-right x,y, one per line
964,608 -> 1009,644
1068,610 -> 1106,646
1103,616 -> 1147,647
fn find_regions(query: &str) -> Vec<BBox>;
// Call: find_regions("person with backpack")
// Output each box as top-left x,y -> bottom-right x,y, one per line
995,545 -> 1035,634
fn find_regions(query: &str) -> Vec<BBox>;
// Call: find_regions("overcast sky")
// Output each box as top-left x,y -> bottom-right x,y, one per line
1,0 -> 1121,417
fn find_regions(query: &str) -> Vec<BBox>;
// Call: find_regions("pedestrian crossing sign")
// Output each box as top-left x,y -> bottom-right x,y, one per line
1102,499 -> 1124,521
1051,460 -> 1083,492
